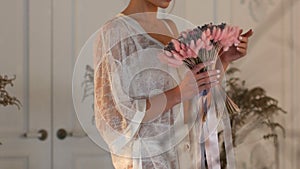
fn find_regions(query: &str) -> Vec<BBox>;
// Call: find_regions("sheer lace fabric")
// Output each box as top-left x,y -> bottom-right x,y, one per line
93,14 -> 234,169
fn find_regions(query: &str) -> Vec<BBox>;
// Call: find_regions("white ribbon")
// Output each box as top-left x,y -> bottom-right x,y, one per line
222,110 -> 236,169
133,139 -> 143,169
198,88 -> 236,169
203,95 -> 221,169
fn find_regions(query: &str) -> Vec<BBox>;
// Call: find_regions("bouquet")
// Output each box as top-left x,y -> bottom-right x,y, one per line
159,23 -> 243,169
162,23 -> 241,69
161,23 -> 242,118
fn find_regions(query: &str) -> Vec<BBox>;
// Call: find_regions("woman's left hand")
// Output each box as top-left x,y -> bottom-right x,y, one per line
219,29 -> 254,65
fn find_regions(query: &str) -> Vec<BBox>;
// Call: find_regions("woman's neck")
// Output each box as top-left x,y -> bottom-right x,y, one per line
122,0 -> 158,16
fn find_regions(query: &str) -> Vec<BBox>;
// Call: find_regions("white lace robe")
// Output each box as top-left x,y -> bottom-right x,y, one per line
94,14 -> 233,169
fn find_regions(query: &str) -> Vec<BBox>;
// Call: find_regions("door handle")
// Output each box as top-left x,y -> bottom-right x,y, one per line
23,129 -> 48,141
56,128 -> 87,140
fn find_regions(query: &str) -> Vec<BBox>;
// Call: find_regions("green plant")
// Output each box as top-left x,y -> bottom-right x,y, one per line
219,67 -> 286,169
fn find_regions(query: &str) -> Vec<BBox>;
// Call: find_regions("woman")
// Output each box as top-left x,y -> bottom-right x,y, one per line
94,0 -> 253,168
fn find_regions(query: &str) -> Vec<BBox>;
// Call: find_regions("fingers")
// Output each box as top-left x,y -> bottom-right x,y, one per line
236,42 -> 247,49
239,29 -> 254,43
194,69 -> 221,93
171,51 -> 185,61
157,52 -> 183,67
194,69 -> 220,81
236,47 -> 247,55
239,29 -> 243,36
197,74 -> 220,86
198,81 -> 219,92
241,29 -> 254,38
191,61 -> 215,74
236,39 -> 248,55
235,29 -> 253,56
239,36 -> 248,43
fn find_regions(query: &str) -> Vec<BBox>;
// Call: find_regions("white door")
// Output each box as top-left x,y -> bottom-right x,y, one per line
52,1 -> 127,169
0,0 -> 125,168
0,0 -> 52,169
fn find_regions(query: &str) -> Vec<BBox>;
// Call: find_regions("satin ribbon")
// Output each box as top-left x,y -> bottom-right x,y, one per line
222,109 -> 236,169
133,139 -> 143,169
203,93 -> 221,169
199,88 -> 236,169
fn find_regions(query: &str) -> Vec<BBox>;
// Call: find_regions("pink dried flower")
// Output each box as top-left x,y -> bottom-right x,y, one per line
162,23 -> 243,68
219,26 -> 242,50
171,39 -> 181,52
186,48 -> 197,58
188,40 -> 201,58
157,52 -> 183,67
212,27 -> 217,39
214,27 -> 222,42
171,51 -> 185,61
180,31 -> 188,39
180,43 -> 186,51
201,32 -> 213,50
205,29 -> 211,38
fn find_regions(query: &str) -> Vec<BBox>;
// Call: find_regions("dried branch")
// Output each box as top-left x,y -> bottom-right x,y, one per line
0,75 -> 21,109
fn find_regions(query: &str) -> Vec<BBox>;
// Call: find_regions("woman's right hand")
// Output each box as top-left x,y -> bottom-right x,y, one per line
178,61 -> 221,102
143,61 -> 220,122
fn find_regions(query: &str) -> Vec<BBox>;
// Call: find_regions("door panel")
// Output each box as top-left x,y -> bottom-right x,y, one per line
52,0 -> 127,168
0,0 -> 52,169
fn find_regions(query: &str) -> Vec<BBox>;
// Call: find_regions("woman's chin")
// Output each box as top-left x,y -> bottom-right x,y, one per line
159,3 -> 170,9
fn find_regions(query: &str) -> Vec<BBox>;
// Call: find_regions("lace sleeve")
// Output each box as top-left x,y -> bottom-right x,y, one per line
94,20 -> 147,158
